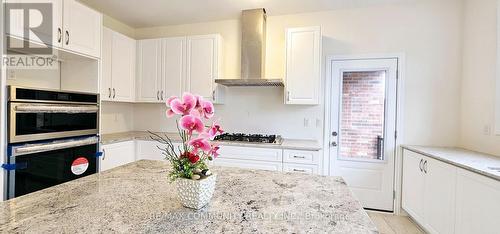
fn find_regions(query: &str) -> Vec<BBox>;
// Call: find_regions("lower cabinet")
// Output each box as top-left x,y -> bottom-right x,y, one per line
100,141 -> 136,172
454,168 -> 500,234
402,149 -> 500,234
136,140 -> 181,161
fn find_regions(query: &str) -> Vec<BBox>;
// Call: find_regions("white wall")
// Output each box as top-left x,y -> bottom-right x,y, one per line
460,0 -> 500,156
131,0 -> 464,144
100,102 -> 135,134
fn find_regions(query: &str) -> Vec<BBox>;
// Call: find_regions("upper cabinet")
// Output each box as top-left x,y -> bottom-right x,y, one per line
5,0 -> 101,58
285,26 -> 321,105
136,34 -> 224,104
186,34 -> 221,101
62,0 -> 101,58
101,27 -> 135,102
136,39 -> 163,102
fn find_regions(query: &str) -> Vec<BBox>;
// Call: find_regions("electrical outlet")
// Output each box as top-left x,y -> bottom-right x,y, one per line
483,124 -> 492,136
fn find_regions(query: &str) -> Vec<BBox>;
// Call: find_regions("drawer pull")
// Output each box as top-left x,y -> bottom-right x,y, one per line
293,155 -> 306,159
293,169 -> 306,172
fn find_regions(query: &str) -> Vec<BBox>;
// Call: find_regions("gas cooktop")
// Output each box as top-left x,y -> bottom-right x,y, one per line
213,133 -> 282,145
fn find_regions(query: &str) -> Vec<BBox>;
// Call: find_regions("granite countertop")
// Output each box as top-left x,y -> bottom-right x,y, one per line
0,160 -> 377,233
101,131 -> 322,151
403,145 -> 500,181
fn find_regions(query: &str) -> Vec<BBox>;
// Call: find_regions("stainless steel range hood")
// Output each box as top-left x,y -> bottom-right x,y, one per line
215,8 -> 283,87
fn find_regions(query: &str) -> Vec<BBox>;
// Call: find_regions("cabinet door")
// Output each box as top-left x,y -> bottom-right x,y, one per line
402,150 -> 425,224
162,37 -> 185,100
111,31 -> 135,102
136,140 -> 181,161
6,0 -> 63,47
100,141 -> 135,172
186,35 -> 219,101
455,168 -> 500,234
423,157 -> 456,234
285,26 -> 321,105
100,27 -> 113,101
136,39 -> 162,102
62,0 -> 101,58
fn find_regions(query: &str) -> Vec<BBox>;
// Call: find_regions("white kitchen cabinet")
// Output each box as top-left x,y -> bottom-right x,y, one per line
62,0 -> 101,58
136,140 -> 181,161
136,39 -> 163,103
186,34 -> 222,102
162,37 -> 185,99
285,26 -> 321,105
283,163 -> 319,174
6,0 -> 63,47
214,158 -> 283,172
100,141 -> 135,172
101,27 -> 135,102
403,150 -> 457,234
454,168 -> 500,234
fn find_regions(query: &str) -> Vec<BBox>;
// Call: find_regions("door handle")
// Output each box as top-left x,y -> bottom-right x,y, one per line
57,27 -> 62,43
419,159 -> 423,172
108,88 -> 111,98
65,30 -> 69,45
113,88 -> 116,99
157,91 -> 159,100
212,90 -> 215,101
161,91 -> 164,100
286,91 -> 290,102
423,160 -> 428,174
102,149 -> 106,160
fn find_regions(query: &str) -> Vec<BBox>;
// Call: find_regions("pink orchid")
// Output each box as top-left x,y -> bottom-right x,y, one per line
209,144 -> 220,158
165,96 -> 177,107
207,122 -> 224,138
165,109 -> 175,118
188,136 -> 211,152
201,100 -> 214,119
194,95 -> 204,108
170,93 -> 197,115
179,115 -> 204,134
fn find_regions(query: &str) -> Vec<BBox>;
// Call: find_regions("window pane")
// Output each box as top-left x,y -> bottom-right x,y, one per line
339,71 -> 386,160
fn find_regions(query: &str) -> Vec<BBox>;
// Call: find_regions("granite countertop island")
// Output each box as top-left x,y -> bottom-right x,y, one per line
0,160 -> 377,233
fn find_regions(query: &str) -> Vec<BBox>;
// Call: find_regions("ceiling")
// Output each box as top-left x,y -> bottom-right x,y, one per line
79,0 -> 419,28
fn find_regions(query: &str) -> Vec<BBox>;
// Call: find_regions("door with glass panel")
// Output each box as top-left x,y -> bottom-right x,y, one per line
329,58 -> 398,211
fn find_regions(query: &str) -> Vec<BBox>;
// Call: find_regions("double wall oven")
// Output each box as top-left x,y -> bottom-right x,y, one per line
4,86 -> 100,199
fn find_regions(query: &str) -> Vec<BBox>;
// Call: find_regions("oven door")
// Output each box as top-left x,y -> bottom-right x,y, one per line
7,137 -> 99,198
9,102 -> 99,143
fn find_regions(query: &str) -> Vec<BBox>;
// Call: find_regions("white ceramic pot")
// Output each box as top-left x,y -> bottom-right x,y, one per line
174,174 -> 217,209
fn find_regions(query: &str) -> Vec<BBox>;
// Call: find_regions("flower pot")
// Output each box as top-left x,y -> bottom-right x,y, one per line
174,174 -> 217,209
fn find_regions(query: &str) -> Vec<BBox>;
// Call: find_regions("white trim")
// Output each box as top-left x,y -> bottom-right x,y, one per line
323,53 -> 406,214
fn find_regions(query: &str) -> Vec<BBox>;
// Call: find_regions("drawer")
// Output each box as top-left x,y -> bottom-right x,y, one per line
214,158 -> 282,171
283,163 -> 320,174
218,146 -> 283,162
283,149 -> 320,164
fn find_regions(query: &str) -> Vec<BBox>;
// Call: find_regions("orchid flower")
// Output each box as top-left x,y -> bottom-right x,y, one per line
207,122 -> 224,139
188,136 -> 211,152
170,93 -> 197,115
201,101 -> 214,119
179,115 -> 204,134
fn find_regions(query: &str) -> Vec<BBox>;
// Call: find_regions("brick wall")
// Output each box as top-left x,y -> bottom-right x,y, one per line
340,71 -> 385,160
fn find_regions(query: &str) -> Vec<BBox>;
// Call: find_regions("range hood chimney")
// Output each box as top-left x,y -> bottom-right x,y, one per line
215,8 -> 283,87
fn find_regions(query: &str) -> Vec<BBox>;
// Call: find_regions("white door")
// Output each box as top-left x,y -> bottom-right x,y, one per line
136,39 -> 162,102
329,58 -> 398,211
186,35 -> 218,101
100,141 -> 135,172
62,0 -> 101,57
162,37 -> 185,99
111,31 -> 135,102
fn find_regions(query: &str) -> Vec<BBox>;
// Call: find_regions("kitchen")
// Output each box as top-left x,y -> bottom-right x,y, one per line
1,0 -> 499,233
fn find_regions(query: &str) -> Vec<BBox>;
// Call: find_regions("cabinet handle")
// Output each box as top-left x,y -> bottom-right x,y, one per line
293,169 -> 306,172
102,149 -> 106,160
161,91 -> 164,100
156,91 -> 159,100
57,28 -> 62,43
287,91 -> 290,102
65,30 -> 69,45
212,90 -> 215,101
419,159 -> 423,172
423,160 -> 428,174
293,155 -> 306,159
108,88 -> 111,98
113,88 -> 116,99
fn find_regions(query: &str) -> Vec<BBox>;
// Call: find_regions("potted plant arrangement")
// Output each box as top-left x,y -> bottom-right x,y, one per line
150,92 -> 223,209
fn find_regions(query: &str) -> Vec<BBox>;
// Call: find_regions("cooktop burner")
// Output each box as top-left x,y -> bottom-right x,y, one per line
213,133 -> 282,144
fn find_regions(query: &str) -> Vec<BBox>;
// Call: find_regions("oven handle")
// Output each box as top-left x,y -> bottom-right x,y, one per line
12,137 -> 99,157
14,104 -> 98,113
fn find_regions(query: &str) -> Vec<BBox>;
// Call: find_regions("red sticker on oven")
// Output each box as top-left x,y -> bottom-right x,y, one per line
71,157 -> 89,175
